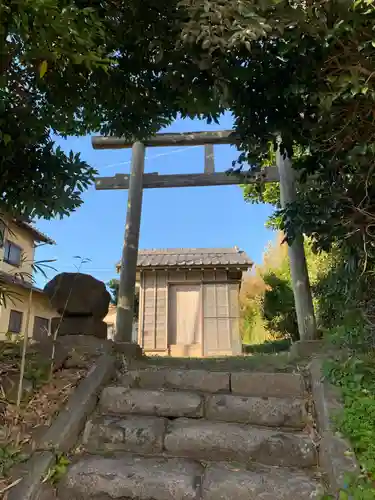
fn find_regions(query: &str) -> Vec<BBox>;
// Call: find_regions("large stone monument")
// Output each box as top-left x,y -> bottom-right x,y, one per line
44,273 -> 111,339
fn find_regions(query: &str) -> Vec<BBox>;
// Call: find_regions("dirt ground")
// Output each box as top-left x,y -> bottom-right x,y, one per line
0,340 -> 87,496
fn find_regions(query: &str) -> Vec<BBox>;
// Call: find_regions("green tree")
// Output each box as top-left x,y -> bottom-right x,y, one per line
2,0 -> 375,259
107,279 -> 139,320
262,272 -> 298,341
0,0 -> 221,219
0,0 -> 106,218
240,234 -> 299,342
180,0 -> 375,260
261,236 -> 299,340
107,279 -> 119,306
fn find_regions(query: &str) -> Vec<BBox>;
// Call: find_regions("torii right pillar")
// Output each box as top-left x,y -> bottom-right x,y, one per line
276,137 -> 319,344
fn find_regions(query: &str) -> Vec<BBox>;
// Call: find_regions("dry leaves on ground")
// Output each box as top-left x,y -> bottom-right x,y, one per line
0,342 -> 87,495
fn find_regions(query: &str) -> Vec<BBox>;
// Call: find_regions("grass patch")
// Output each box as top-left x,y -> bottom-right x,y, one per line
44,453 -> 71,484
138,351 -> 299,372
0,445 -> 27,478
325,353 -> 375,498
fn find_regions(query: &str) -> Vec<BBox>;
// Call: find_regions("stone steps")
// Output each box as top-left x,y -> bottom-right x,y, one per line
82,415 -> 166,454
58,454 -> 322,500
205,393 -> 306,427
59,368 -> 322,499
82,415 -> 315,468
120,367 -> 230,393
164,418 -> 316,467
100,387 -> 204,418
99,387 -> 307,427
119,368 -> 306,398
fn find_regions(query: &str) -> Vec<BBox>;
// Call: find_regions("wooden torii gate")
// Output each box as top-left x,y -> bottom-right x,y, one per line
92,130 -> 317,344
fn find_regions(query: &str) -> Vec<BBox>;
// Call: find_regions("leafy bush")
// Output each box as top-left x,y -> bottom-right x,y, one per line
243,338 -> 291,354
241,223 -> 375,497
107,278 -> 139,320
310,244 -> 375,350
0,445 -> 26,478
240,233 -> 299,343
325,355 -> 375,497
262,272 -> 298,341
311,244 -> 375,497
240,295 -> 270,345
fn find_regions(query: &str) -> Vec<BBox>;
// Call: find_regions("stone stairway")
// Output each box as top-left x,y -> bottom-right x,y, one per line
57,365 -> 323,499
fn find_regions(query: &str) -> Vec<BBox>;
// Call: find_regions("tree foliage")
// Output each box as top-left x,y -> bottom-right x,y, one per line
107,278 -> 139,320
180,0 -> 375,260
0,0 -> 106,218
240,233 -> 300,343
2,0 -> 375,254
0,0 -> 219,218
107,279 -> 119,306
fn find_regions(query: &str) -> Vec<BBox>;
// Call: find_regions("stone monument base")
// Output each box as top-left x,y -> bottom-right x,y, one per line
51,317 -> 107,339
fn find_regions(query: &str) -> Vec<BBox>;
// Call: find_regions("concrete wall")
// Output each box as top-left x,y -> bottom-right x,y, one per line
0,218 -> 58,340
0,284 -> 58,340
0,218 -> 35,279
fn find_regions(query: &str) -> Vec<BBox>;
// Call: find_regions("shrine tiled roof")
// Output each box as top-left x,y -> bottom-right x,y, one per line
117,248 -> 252,270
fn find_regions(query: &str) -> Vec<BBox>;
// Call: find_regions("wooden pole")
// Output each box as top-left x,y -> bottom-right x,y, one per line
116,142 -> 145,342
204,144 -> 215,174
276,137 -> 318,341
92,130 -> 238,150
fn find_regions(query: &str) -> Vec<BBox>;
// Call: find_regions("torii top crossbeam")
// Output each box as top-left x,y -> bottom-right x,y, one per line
91,130 -> 238,150
92,129 -> 279,190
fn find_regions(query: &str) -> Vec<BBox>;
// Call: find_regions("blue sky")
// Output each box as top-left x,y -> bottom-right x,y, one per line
34,113 -> 276,288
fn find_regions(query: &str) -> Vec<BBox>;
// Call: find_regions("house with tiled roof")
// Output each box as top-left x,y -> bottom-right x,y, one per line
115,247 -> 252,357
0,216 -> 58,340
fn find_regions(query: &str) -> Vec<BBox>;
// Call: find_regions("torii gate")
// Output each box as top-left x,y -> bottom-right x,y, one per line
92,130 -> 317,344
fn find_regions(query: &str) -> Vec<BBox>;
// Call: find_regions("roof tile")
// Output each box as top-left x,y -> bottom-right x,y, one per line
14,219 -> 55,245
0,271 -> 45,294
118,248 -> 252,270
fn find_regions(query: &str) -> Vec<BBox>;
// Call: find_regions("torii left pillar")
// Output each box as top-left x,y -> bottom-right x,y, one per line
116,142 -> 145,342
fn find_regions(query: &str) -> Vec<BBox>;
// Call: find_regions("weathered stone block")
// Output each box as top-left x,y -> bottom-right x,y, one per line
64,350 -> 93,369
35,483 -> 58,500
114,342 -> 143,359
205,394 -> 306,428
56,334 -> 113,354
58,455 -> 203,500
51,316 -> 107,338
82,415 -> 166,453
44,273 -> 111,318
164,418 -> 316,467
29,338 -> 69,372
117,371 -> 134,387
7,451 -> 56,500
310,358 -> 358,494
202,463 -> 322,500
125,368 -> 230,393
231,372 -> 305,398
37,354 -> 116,452
100,387 -> 203,418
289,340 -> 325,359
